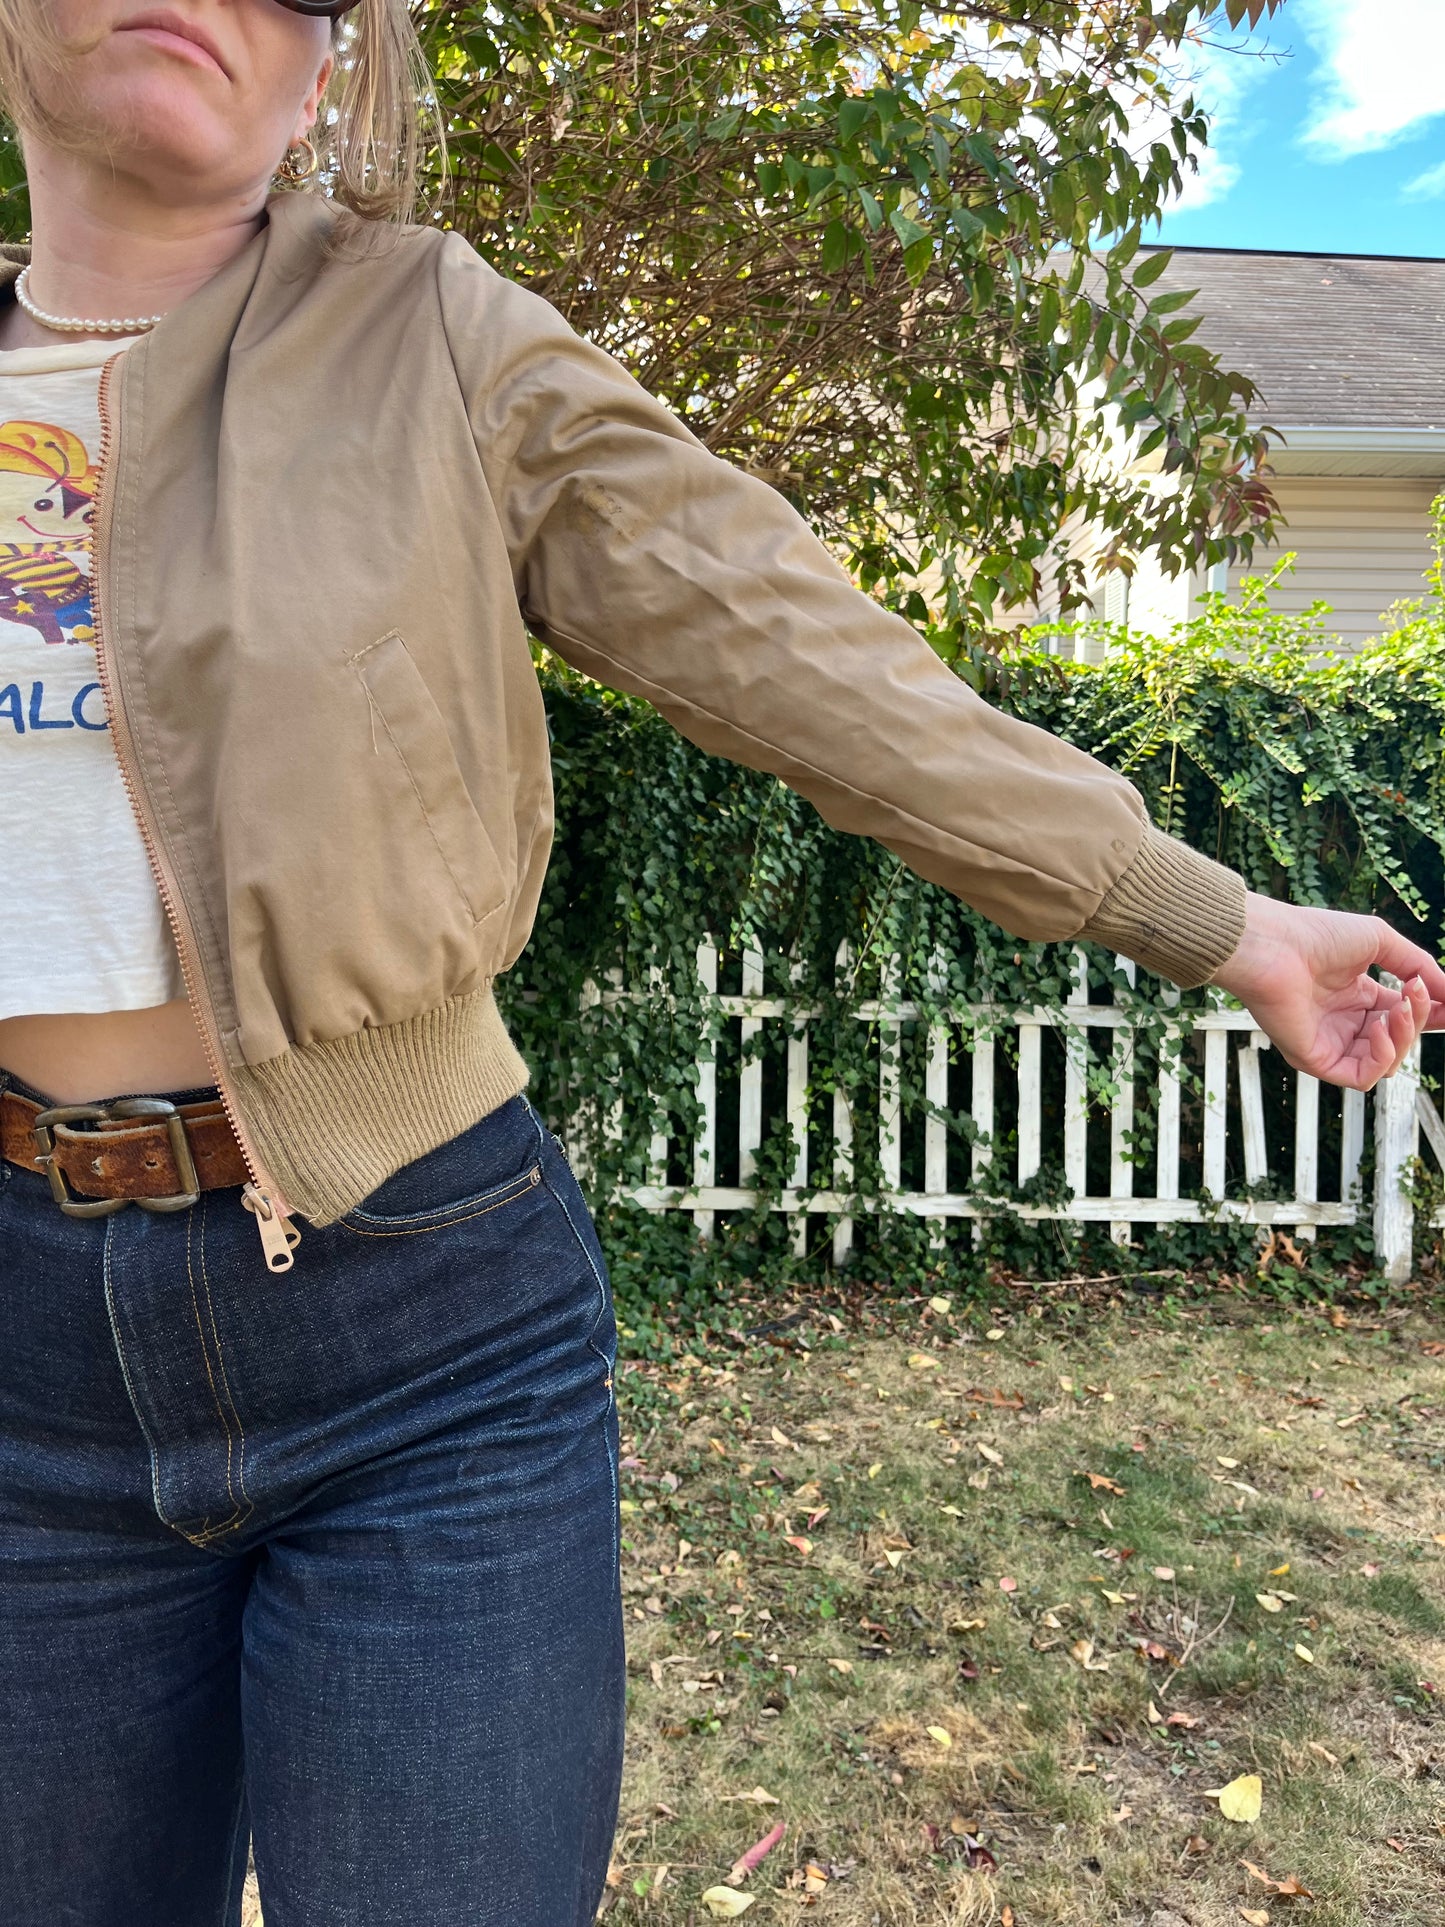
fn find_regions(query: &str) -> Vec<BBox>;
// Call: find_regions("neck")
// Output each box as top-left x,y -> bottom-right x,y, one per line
9,141 -> 267,346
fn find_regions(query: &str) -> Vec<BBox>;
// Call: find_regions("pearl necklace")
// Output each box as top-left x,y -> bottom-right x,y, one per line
14,266 -> 162,336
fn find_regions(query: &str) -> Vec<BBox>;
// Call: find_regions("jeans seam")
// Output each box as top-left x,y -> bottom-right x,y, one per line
198,1192 -> 254,1534
182,1197 -> 249,1540
102,1213 -> 182,1536
537,1131 -> 620,1583
218,1762 -> 249,1927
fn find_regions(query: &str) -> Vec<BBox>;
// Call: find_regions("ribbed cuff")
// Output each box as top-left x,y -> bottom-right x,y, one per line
1077,823 -> 1247,989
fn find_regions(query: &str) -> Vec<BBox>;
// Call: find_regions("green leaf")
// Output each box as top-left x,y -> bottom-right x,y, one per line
889,209 -> 930,249
1132,249 -> 1174,287
838,95 -> 872,144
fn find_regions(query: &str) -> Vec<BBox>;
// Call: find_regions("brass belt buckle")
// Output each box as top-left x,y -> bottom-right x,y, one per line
31,1096 -> 202,1216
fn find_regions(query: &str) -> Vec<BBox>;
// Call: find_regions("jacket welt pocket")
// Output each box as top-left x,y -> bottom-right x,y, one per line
349,630 -> 505,927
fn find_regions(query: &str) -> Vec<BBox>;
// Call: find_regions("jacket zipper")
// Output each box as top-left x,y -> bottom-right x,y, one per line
93,353 -> 300,1273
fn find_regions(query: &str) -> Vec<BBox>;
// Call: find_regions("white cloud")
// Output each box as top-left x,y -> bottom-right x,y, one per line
1403,158 -> 1445,201
1295,0 -> 1445,157
1134,27 -> 1275,215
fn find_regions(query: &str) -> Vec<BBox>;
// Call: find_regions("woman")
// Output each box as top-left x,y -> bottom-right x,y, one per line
0,5 -> 1439,1923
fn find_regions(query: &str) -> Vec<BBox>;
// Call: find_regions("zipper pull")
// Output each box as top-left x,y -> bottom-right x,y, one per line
242,1183 -> 301,1272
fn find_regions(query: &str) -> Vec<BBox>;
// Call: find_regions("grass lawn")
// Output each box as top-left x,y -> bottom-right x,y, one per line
603,1281 -> 1445,1925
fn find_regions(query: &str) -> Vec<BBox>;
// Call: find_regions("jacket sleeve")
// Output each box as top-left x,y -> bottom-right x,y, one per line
437,235 -> 1245,988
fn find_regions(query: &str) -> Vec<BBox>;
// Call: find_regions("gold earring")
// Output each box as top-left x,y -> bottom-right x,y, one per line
273,136 -> 320,189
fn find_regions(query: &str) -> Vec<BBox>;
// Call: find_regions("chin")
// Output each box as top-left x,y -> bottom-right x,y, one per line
57,70 -> 267,199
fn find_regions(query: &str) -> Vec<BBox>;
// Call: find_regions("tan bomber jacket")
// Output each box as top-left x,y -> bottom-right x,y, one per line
0,193 -> 1246,1264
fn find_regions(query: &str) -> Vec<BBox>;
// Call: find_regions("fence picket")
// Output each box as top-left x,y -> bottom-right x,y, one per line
1017,1020 -> 1042,1185
693,940 -> 718,1241
925,951 -> 950,1252
787,957 -> 809,1258
833,941 -> 854,1265
879,956 -> 902,1193
1294,1073 -> 1320,1243
1342,1085 -> 1366,1205
1237,1032 -> 1269,1186
739,949 -> 764,1185
1374,1043 -> 1420,1285
1203,1026 -> 1228,1199
1063,948 -> 1089,1204
1110,956 -> 1137,1246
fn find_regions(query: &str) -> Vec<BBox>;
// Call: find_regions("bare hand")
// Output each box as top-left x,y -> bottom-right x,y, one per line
1211,893 -> 1445,1090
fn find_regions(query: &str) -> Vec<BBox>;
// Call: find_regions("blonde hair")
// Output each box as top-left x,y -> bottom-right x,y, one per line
0,0 -> 444,225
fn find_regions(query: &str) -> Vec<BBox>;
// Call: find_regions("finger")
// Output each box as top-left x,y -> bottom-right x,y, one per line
1371,925 -> 1445,1001
1385,999 -> 1417,1077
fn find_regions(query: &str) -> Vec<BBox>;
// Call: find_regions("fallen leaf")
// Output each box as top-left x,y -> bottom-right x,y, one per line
1360,1562 -> 1381,1578
998,1576 -> 1018,1594
1268,1562 -> 1290,1577
967,1469 -> 990,1491
1147,1700 -> 1163,1725
977,1442 -> 1003,1466
770,1426 -> 793,1448
728,1820 -> 786,1885
1256,1594 -> 1284,1613
1001,1909 -> 1015,1927
826,1658 -> 854,1675
1167,1712 -> 1200,1729
1307,1741 -> 1339,1767
936,1503 -> 964,1517
1152,1565 -> 1176,1580
883,1549 -> 906,1569
985,1327 -> 1005,1340
1206,1774 -> 1263,1824
1387,1837 -> 1406,1852
1071,1638 -> 1111,1672
929,1295 -> 952,1314
1080,1471 -> 1126,1494
784,1536 -> 813,1557
719,1788 -> 780,1805
867,1463 -> 882,1479
802,1862 -> 828,1896
1294,1643 -> 1314,1664
1239,1909 -> 1270,1926
1217,1456 -> 1240,1469
1241,1860 -> 1315,1899
951,1616 -> 988,1632
702,1888 -> 756,1917
926,1725 -> 952,1749
907,1352 -> 940,1371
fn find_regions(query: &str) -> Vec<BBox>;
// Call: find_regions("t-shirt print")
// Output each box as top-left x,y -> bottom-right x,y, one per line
0,418 -> 98,649
0,415 -> 107,736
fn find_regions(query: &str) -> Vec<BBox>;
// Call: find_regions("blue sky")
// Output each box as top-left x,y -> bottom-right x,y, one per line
1150,0 -> 1445,258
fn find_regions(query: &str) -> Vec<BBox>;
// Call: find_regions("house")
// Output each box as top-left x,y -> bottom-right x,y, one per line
1058,247 -> 1445,658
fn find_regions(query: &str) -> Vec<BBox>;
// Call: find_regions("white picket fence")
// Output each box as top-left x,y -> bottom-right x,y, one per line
569,942 -> 1445,1283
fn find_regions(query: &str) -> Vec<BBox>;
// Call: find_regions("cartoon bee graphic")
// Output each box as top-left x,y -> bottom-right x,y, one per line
0,420 -> 98,646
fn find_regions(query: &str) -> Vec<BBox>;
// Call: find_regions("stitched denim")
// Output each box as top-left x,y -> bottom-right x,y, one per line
0,1075 -> 624,1927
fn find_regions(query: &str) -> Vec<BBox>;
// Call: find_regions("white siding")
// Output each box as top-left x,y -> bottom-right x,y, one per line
1227,476 -> 1441,650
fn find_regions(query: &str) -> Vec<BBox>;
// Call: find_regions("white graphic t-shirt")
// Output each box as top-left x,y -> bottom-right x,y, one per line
0,336 -> 184,1018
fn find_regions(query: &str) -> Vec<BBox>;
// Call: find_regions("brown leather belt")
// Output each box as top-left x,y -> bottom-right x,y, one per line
1,1089 -> 248,1215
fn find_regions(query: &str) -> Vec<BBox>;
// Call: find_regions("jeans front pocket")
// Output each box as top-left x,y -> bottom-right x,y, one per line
339,1096 -> 544,1237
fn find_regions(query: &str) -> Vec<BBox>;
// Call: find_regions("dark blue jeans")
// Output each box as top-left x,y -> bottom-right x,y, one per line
0,1075 -> 625,1927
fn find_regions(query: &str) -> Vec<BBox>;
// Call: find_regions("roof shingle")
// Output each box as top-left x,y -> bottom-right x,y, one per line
1131,247 -> 1445,431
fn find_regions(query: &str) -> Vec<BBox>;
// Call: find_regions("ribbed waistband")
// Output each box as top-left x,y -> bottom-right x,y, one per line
228,984 -> 531,1228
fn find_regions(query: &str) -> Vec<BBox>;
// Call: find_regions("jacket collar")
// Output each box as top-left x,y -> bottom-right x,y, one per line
0,190 -> 343,337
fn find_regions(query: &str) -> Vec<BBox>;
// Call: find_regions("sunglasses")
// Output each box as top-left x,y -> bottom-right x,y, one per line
272,0 -> 363,14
